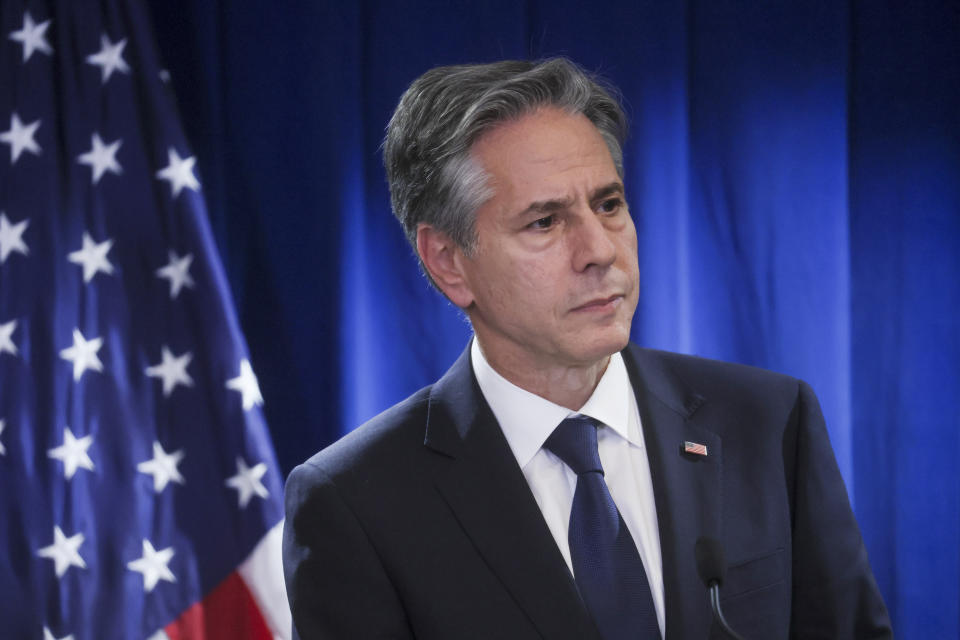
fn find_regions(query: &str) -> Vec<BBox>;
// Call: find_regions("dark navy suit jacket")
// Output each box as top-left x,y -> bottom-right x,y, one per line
282,344 -> 892,638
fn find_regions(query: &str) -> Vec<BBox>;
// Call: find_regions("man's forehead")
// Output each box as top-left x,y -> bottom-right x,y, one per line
469,108 -> 621,204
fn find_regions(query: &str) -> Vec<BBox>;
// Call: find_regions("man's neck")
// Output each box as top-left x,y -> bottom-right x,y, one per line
473,337 -> 610,411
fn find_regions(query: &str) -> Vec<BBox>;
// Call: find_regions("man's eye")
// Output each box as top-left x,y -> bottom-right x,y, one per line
529,215 -> 555,230
599,198 -> 623,214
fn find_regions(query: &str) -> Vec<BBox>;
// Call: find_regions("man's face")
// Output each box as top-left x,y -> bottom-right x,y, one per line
455,107 -> 639,373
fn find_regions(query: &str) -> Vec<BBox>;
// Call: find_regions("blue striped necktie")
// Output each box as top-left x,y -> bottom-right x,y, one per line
544,416 -> 660,640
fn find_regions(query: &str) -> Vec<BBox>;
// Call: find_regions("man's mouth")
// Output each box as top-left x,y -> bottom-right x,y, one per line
571,294 -> 623,313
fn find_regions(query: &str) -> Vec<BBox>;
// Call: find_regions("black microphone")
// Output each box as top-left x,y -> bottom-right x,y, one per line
695,536 -> 746,640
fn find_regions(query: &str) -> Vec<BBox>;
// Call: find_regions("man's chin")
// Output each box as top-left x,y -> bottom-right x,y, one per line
567,329 -> 632,367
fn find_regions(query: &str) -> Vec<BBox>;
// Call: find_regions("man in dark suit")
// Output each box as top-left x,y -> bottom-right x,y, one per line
283,58 -> 892,639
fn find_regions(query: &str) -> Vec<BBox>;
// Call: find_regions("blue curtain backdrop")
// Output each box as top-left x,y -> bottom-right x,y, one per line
147,1 -> 959,637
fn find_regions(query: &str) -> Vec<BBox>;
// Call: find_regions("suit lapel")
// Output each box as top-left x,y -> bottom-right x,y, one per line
423,344 -> 722,639
424,347 -> 601,640
623,346 -> 721,640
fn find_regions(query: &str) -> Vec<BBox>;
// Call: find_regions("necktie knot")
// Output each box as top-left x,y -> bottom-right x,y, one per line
544,415 -> 604,476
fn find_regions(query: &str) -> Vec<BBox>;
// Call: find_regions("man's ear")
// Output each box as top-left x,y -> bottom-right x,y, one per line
416,224 -> 475,309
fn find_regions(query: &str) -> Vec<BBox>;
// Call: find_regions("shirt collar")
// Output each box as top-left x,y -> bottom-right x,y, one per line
470,338 -> 641,469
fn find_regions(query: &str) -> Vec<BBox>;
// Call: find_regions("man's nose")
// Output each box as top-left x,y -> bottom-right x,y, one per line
571,211 -> 617,272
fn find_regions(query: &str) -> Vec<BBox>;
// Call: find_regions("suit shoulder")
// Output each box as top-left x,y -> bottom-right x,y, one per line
630,346 -> 806,407
291,385 -> 432,484
647,347 -> 797,383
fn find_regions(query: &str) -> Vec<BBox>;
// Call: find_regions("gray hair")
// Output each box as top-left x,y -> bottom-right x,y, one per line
383,58 -> 628,277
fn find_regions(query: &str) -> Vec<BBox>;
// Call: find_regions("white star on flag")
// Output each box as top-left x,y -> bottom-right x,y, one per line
37,526 -> 86,578
145,346 -> 194,396
85,34 -> 130,84
225,457 -> 269,508
0,112 -> 41,164
47,427 -> 95,480
137,441 -> 185,493
59,328 -> 104,381
8,11 -> 53,62
43,627 -> 74,640
127,539 -> 176,592
0,212 -> 29,263
68,232 -> 114,283
0,419 -> 6,456
156,148 -> 200,197
0,319 -> 17,357
226,358 -> 263,410
156,251 -> 195,298
77,132 -> 122,184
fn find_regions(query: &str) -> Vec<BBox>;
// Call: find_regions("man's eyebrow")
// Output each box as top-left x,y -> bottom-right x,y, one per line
516,195 -> 576,218
589,182 -> 625,203
514,182 -> 625,219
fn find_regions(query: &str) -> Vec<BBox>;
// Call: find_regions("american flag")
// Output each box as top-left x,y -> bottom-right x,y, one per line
683,441 -> 708,457
0,2 -> 290,638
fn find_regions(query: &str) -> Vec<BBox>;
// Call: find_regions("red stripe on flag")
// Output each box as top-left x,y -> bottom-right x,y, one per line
165,571 -> 274,640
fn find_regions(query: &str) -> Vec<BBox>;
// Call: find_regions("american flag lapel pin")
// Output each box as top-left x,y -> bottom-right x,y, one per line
683,441 -> 708,456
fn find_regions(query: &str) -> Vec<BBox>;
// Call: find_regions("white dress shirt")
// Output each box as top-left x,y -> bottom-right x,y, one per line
470,338 -> 666,637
